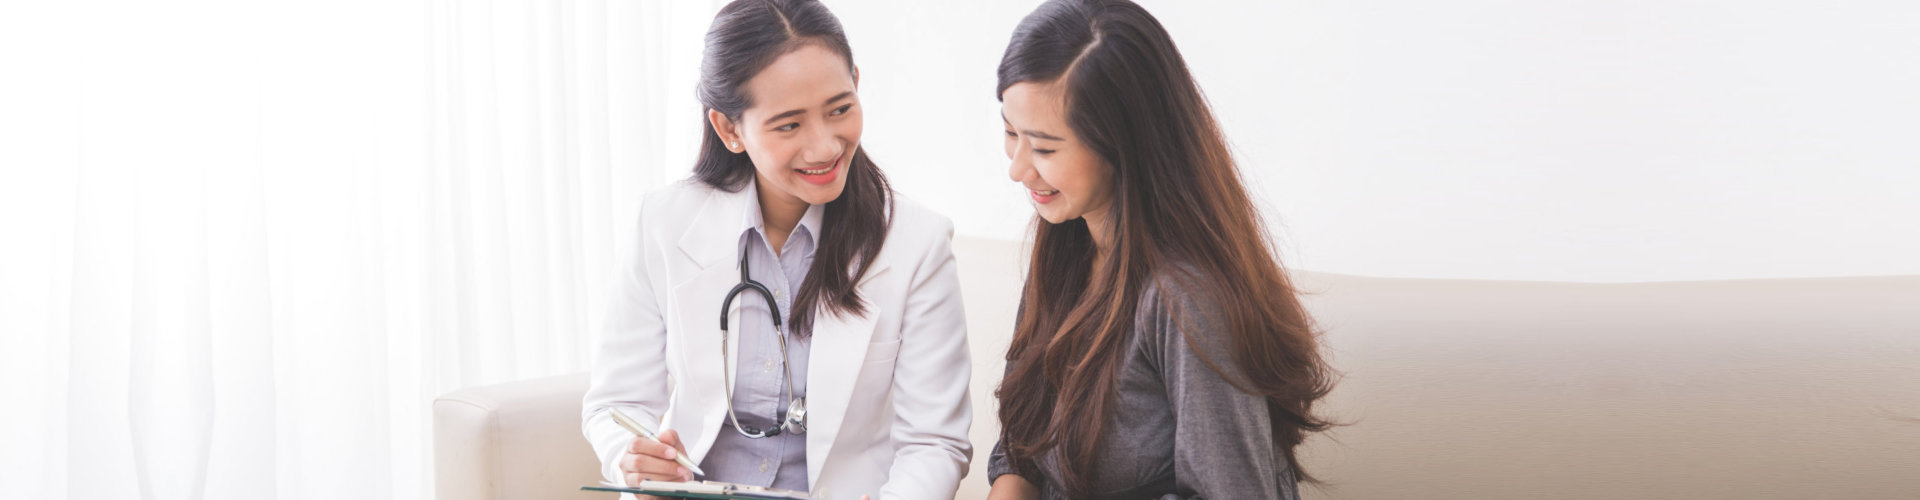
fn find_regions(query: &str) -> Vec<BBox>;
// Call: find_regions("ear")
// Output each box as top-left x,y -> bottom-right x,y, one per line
708,109 -> 743,153
851,64 -> 860,89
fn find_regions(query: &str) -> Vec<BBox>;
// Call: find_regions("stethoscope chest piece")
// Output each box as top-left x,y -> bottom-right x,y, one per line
784,397 -> 807,435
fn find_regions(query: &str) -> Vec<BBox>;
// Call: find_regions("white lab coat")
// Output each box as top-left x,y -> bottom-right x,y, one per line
583,179 -> 973,500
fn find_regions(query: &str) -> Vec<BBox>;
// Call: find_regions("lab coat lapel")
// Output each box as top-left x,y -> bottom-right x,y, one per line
804,261 -> 892,488
671,187 -> 749,463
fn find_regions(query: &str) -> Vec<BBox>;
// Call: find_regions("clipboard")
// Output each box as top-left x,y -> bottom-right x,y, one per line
581,480 -> 818,500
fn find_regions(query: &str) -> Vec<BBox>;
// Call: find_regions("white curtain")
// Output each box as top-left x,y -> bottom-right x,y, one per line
0,0 -> 720,498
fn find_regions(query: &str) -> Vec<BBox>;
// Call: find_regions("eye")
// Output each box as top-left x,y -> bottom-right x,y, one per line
829,104 -> 853,116
1033,148 -> 1056,155
1004,129 -> 1017,139
775,123 -> 799,132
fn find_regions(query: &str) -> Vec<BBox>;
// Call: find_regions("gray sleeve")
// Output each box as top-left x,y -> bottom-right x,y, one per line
988,303 -> 1029,487
986,356 -> 1026,486
1144,282 -> 1297,500
987,439 -> 1016,485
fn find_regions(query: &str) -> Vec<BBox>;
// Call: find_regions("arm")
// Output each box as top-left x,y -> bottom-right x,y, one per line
985,440 -> 1040,500
986,474 -> 1040,500
581,198 -> 675,486
1152,284 -> 1294,500
876,216 -> 974,499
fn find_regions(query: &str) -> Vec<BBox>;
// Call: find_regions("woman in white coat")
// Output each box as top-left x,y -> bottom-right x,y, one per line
581,1 -> 972,498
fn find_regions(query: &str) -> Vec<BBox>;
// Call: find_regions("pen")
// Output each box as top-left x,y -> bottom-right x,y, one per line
609,408 -> 707,478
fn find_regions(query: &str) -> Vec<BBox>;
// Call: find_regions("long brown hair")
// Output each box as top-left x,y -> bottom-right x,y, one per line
692,0 -> 891,337
993,0 -> 1335,495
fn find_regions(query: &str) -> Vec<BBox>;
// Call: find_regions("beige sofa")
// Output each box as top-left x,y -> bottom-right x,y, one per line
434,236 -> 1920,499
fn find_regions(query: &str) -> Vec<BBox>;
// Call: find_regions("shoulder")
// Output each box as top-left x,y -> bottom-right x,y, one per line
630,179 -> 739,234
637,178 -> 726,216
884,193 -> 954,241
1135,262 -> 1235,362
1138,262 -> 1224,327
878,192 -> 956,258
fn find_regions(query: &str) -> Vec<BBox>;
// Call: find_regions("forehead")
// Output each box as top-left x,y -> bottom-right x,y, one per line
1001,80 -> 1070,129
741,43 -> 855,116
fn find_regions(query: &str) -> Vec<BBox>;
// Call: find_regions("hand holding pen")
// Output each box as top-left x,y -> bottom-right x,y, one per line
611,408 -> 705,486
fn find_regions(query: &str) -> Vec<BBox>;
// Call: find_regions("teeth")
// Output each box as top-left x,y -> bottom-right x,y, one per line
799,165 -> 832,175
1034,189 -> 1058,195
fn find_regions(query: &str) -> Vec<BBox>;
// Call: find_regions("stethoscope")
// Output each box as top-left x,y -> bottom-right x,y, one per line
717,251 -> 807,438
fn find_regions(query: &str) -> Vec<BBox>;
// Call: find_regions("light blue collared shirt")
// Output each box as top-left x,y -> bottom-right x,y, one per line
700,182 -> 823,491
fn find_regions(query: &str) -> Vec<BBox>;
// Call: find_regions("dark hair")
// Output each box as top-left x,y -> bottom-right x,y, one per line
993,0 -> 1335,494
693,0 -> 891,337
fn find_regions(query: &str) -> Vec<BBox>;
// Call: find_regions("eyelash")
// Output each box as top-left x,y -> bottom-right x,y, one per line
775,104 -> 856,133
1006,130 -> 1055,155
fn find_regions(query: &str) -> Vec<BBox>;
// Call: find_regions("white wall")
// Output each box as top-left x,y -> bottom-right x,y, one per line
828,0 -> 1920,282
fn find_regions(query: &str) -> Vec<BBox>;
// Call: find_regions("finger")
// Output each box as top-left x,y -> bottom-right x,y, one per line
628,437 -> 678,460
632,452 -> 686,477
626,451 -> 664,473
624,452 -> 684,480
657,429 -> 688,454
627,466 -> 683,485
628,436 -> 664,454
627,434 -> 679,456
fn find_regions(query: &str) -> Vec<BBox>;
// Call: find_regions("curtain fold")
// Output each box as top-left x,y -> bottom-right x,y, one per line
0,1 -> 721,498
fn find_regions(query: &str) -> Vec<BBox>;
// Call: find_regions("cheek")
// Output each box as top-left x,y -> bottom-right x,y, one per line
839,109 -> 865,145
747,139 -> 797,173
1060,157 -> 1106,201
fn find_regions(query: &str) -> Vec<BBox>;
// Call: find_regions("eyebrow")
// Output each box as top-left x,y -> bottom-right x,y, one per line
763,91 -> 857,126
1001,113 -> 1065,141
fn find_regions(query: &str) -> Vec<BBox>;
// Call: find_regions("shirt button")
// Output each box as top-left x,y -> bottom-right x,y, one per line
759,459 -> 769,473
764,359 -> 777,373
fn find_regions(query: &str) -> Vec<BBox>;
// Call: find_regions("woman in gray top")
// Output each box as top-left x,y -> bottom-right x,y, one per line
988,1 -> 1337,498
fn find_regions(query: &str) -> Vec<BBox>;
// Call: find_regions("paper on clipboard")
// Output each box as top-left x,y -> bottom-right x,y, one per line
580,479 -> 818,500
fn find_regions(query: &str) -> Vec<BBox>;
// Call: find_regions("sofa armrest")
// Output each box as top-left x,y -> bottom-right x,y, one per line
434,371 -> 609,500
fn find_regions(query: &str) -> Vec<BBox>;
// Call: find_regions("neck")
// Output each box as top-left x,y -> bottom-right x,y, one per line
755,177 -> 809,253
1082,210 -> 1114,256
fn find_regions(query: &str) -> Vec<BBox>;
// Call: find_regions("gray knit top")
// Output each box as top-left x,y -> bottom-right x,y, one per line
987,273 -> 1301,499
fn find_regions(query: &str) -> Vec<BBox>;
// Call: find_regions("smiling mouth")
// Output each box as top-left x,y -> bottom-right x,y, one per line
798,152 -> 844,176
1032,189 -> 1058,196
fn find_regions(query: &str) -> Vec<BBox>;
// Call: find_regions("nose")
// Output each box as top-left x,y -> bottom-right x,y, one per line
802,123 -> 844,166
1007,140 -> 1034,183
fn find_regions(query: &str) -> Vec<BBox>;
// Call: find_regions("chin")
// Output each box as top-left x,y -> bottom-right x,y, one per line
1035,208 -> 1073,225
795,182 -> 847,205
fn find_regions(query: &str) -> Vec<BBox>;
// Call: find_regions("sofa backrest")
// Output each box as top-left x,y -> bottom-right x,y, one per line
951,236 -> 1920,498
435,236 -> 1919,499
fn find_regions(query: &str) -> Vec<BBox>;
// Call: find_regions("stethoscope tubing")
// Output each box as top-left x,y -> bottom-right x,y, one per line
717,250 -> 807,439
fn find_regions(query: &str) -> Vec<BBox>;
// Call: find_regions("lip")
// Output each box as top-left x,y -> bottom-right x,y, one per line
796,153 -> 843,186
1029,188 -> 1059,204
